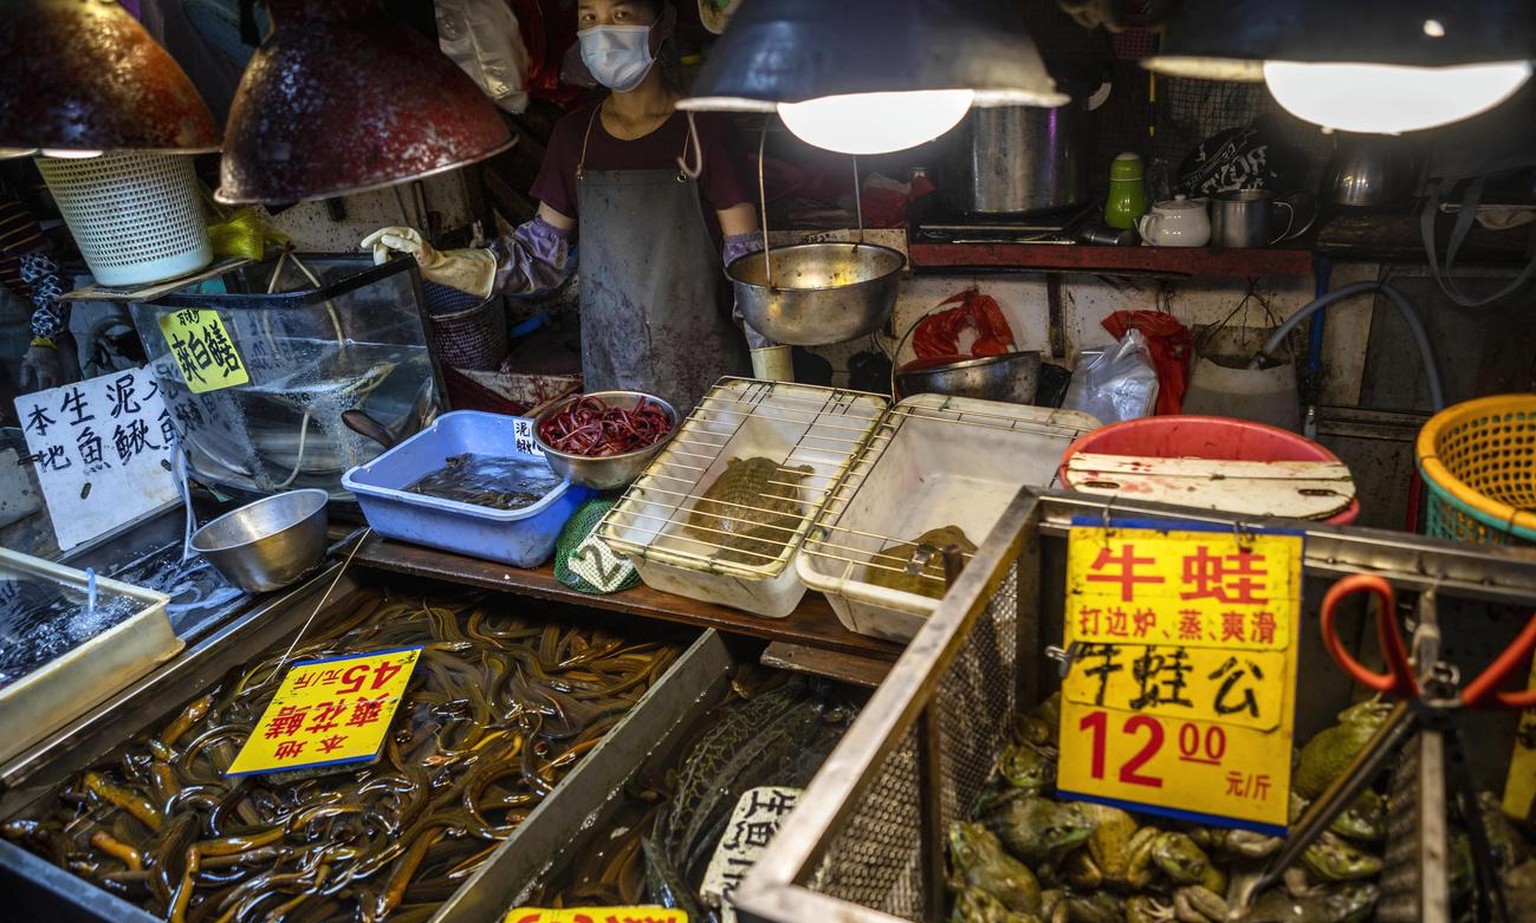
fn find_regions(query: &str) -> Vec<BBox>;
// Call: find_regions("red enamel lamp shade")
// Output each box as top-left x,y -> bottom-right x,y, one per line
0,0 -> 221,156
216,0 -> 515,204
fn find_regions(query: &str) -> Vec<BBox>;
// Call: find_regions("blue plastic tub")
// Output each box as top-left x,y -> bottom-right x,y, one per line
342,411 -> 585,567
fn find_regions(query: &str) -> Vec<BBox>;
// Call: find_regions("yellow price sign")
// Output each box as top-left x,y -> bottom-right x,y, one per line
226,647 -> 421,777
158,307 -> 250,394
1056,521 -> 1303,835
505,908 -> 686,923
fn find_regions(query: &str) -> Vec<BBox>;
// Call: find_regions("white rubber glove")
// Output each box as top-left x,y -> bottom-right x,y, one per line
19,344 -> 63,392
750,345 -> 794,382
360,226 -> 497,299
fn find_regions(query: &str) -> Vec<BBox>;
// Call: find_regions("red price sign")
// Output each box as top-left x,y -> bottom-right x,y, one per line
1056,522 -> 1301,834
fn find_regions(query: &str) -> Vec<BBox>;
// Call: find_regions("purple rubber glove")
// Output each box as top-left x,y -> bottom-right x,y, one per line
489,215 -> 572,295
724,232 -> 775,350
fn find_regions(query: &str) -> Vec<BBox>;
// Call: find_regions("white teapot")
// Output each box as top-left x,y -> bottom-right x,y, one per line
1136,194 -> 1210,247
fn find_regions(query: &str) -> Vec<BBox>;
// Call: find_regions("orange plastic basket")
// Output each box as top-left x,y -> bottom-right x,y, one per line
1415,394 -> 1536,545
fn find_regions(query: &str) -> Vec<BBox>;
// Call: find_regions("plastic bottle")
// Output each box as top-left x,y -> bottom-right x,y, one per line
1105,152 -> 1147,230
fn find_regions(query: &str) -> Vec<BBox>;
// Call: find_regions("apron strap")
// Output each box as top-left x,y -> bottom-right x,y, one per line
576,105 -> 602,181
676,110 -> 703,182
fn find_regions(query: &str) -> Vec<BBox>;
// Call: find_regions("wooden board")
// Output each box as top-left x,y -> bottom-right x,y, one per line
1066,453 -> 1356,520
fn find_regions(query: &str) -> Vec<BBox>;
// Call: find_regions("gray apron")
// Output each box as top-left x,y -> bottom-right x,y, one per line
574,108 -> 749,414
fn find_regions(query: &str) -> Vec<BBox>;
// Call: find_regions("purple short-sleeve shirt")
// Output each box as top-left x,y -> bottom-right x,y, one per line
530,103 -> 753,248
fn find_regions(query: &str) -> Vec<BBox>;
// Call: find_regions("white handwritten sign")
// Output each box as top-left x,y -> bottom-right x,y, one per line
512,416 -> 545,457
702,786 -> 802,923
13,367 -> 179,550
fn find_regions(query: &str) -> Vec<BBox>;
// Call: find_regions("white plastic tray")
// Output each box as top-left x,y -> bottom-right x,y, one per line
600,379 -> 887,618
797,395 -> 1100,642
0,550 -> 177,765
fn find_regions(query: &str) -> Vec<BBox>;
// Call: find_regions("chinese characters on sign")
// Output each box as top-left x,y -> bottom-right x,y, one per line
513,417 -> 545,457
157,307 -> 250,394
700,786 -> 802,923
504,909 -> 686,923
12,367 -> 179,550
226,647 -> 422,777
1056,522 -> 1303,834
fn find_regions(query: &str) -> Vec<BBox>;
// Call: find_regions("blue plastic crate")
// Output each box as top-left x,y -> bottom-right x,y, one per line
342,411 -> 585,567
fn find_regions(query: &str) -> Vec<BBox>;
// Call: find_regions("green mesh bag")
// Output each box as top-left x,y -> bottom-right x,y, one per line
553,496 -> 640,594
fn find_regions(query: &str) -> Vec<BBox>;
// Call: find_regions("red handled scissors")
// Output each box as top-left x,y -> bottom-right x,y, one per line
1241,574 -> 1536,922
1320,573 -> 1536,710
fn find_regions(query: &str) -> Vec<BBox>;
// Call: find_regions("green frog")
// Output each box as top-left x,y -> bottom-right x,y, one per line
1289,789 -> 1386,842
1063,891 -> 1122,923
1014,693 -> 1062,749
1172,885 -> 1229,922
952,885 -> 1043,923
1060,803 -> 1158,891
949,821 -> 1042,915
1293,700 -> 1392,800
1124,894 -> 1173,923
1299,831 -> 1382,881
1037,889 -> 1069,923
1246,883 -> 1378,923
997,740 -> 1054,793
1151,831 -> 1224,892
982,793 -> 1093,870
1481,790 -> 1532,871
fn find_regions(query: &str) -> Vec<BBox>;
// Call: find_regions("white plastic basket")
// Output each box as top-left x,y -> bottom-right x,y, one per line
797,395 -> 1100,642
36,152 -> 212,287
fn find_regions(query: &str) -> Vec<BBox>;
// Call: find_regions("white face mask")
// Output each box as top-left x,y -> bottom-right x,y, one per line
578,24 -> 656,93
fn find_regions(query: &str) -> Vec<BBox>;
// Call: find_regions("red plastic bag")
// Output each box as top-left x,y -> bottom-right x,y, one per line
1101,310 -> 1192,415
912,290 -> 1017,359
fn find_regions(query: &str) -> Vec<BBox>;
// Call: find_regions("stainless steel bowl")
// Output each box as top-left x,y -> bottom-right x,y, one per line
895,351 -> 1043,404
727,242 -> 904,346
190,489 -> 330,593
533,391 -> 678,491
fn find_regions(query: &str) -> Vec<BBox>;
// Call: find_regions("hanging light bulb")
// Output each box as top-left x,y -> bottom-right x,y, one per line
776,91 -> 976,156
1145,0 -> 1535,135
679,0 -> 1065,155
1261,61 -> 1531,134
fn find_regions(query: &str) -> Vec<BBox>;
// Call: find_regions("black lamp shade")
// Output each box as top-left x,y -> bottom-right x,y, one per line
1147,0 -> 1536,80
216,0 -> 515,205
0,0 -> 220,155
681,0 -> 1067,109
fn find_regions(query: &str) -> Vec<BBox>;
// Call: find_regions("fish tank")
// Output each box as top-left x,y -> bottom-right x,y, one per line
130,255 -> 446,498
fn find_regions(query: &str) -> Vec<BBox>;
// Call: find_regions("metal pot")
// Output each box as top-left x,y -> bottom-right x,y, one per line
1322,136 -> 1415,209
945,64 -> 1100,214
727,242 -> 904,346
895,351 -> 1042,404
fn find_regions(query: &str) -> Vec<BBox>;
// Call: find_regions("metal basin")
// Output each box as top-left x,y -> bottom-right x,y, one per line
189,489 -> 329,593
533,391 -> 678,491
895,351 -> 1042,404
727,242 -> 904,346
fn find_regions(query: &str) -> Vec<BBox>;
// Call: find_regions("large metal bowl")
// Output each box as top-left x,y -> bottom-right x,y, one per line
189,489 -> 330,593
533,391 -> 678,491
895,351 -> 1043,404
727,242 -> 905,346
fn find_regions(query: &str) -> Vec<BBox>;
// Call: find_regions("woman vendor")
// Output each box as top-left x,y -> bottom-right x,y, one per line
364,0 -> 786,413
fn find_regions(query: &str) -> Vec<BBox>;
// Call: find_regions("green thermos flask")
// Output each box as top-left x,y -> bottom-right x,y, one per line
1105,152 -> 1147,230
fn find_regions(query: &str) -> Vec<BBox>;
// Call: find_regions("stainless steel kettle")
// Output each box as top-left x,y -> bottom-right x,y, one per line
1321,136 -> 1416,209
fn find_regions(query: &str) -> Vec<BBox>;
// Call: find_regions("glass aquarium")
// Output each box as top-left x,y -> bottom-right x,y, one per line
130,255 -> 445,498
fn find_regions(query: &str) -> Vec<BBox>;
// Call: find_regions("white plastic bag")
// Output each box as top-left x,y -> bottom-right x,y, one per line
435,0 -> 530,114
1063,328 -> 1160,424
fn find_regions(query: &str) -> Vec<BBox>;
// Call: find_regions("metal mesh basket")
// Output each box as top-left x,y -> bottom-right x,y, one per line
736,490 -> 1536,923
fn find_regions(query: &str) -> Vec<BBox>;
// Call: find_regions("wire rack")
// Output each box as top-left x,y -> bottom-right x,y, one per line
599,378 -> 887,580
803,399 -> 1099,598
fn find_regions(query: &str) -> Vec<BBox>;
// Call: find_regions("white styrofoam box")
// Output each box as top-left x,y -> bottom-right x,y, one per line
601,379 -> 887,618
798,395 -> 1099,642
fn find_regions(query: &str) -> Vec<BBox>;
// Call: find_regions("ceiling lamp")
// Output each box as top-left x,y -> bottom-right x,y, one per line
216,0 -> 515,204
1144,1 -> 1535,134
678,0 -> 1068,155
0,0 -> 221,157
